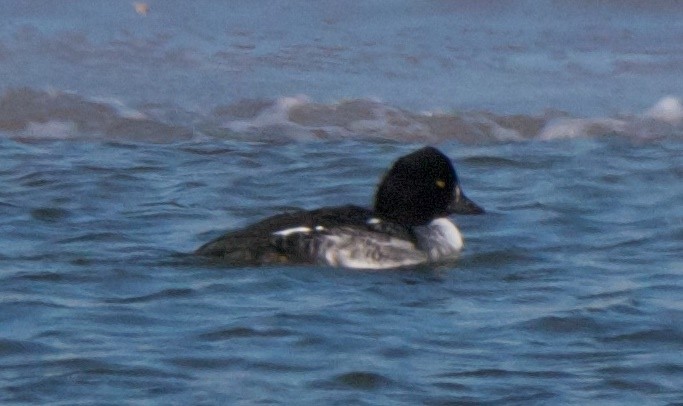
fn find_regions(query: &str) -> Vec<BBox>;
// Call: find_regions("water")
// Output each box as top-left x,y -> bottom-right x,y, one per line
1,2 -> 683,405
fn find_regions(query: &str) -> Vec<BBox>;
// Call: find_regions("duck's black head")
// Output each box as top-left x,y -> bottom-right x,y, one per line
374,146 -> 484,226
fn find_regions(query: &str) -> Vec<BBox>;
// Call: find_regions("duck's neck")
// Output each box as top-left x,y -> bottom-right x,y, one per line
412,218 -> 464,261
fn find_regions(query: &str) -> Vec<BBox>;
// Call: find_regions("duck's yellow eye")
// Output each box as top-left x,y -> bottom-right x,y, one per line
435,179 -> 446,189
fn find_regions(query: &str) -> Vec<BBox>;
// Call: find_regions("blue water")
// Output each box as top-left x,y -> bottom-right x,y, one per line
1,2 -> 683,405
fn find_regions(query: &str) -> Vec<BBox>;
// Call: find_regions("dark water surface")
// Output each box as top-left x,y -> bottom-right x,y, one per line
2,137 -> 681,404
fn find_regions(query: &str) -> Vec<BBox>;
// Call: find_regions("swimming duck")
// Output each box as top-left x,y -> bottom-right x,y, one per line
195,146 -> 484,269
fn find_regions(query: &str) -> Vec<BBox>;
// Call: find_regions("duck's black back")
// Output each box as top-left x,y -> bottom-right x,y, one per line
195,205 -> 378,265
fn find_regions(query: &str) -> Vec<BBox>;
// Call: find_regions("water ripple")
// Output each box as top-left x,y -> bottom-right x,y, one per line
104,288 -> 195,304
2,134 -> 682,404
0,338 -> 55,357
198,326 -> 292,341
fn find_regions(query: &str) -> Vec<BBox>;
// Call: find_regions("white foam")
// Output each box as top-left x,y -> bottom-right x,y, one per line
645,96 -> 683,124
538,118 -> 626,140
347,103 -> 434,141
90,96 -> 148,120
24,121 -> 78,139
224,95 -> 310,135
220,97 -> 443,141
202,94 -> 683,141
479,116 -> 524,141
3,88 -> 682,143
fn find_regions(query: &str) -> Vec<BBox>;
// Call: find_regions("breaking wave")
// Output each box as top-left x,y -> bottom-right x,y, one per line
1,88 -> 681,143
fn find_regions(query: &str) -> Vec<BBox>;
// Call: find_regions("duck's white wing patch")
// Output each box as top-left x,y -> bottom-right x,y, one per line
272,226 -> 312,236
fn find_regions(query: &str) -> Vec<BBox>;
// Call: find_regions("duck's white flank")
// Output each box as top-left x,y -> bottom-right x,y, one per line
270,217 -> 464,270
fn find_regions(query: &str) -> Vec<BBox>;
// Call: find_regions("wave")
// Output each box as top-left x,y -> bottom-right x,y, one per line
1,88 -> 682,143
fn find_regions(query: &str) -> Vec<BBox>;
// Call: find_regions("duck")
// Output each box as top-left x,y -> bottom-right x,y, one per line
195,146 -> 484,269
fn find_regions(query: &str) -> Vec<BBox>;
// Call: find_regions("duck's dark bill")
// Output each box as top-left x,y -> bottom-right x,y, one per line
449,191 -> 485,215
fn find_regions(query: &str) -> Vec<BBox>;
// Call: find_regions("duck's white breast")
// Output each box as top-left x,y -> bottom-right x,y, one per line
413,218 -> 464,261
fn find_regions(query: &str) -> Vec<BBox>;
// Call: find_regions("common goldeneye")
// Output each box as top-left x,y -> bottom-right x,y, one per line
195,146 -> 484,269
